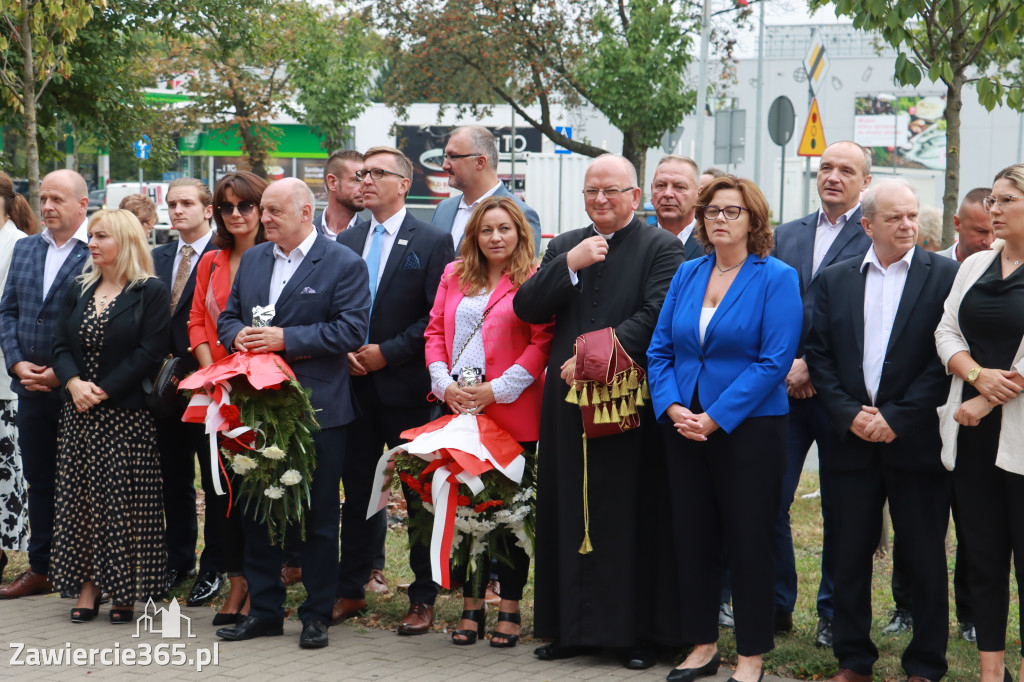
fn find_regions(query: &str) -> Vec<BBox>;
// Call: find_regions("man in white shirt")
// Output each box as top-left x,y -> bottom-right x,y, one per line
430,125 -> 542,256
651,155 -> 703,261
151,178 -> 222,605
0,170 -> 90,598
318,149 -> 365,236
937,187 -> 994,263
804,179 -> 958,682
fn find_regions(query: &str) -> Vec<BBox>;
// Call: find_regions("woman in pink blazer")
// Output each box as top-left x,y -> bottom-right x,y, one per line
425,195 -> 553,648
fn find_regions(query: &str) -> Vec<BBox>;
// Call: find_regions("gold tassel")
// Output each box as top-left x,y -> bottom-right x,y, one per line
566,383 -> 579,405
579,384 -> 590,407
610,401 -> 620,423
620,397 -> 631,416
635,386 -> 646,407
601,385 -> 611,403
579,435 -> 593,554
611,380 -> 621,399
642,379 -> 650,401
627,394 -> 636,414
600,404 -> 611,424
627,369 -> 639,390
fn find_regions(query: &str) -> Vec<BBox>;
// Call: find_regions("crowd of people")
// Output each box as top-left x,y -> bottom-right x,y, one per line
0,126 -> 1021,682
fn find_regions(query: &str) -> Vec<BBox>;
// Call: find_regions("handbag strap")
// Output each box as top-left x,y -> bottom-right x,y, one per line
451,289 -> 509,370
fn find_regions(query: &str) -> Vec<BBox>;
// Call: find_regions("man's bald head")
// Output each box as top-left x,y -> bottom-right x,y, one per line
586,154 -> 638,188
583,155 -> 642,234
45,169 -> 88,200
39,170 -> 89,237
261,178 -> 315,252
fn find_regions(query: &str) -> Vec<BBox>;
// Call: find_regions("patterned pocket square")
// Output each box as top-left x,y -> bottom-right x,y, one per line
301,286 -> 317,294
402,252 -> 422,270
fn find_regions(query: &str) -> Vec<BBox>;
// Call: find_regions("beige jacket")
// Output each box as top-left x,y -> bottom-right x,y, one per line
935,243 -> 1024,474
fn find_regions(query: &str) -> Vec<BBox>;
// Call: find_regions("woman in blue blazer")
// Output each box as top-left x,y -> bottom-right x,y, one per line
648,176 -> 801,682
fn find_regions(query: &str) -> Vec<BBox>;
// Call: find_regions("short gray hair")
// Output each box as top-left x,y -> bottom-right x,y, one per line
292,182 -> 315,216
452,125 -> 499,170
861,178 -> 917,221
826,140 -> 873,176
917,205 -> 941,245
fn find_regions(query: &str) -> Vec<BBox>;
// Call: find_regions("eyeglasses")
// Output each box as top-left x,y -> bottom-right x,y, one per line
701,205 -> 749,220
355,168 -> 406,181
217,200 -> 257,217
983,194 -> 1021,211
582,187 -> 636,199
442,153 -> 481,161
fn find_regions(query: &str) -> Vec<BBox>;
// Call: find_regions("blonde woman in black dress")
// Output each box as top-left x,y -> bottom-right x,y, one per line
50,210 -> 169,623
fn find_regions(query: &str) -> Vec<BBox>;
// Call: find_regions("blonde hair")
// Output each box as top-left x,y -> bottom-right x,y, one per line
454,196 -> 536,292
78,210 -> 156,291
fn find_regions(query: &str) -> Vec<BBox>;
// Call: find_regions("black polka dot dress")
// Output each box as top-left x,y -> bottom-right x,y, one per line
51,298 -> 166,604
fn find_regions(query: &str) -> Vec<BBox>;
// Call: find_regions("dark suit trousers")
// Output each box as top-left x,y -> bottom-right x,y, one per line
156,417 -> 215,574
831,454 -> 949,680
775,396 -> 835,617
952,408 -> 1024,653
244,425 -> 346,623
666,415 -> 786,656
337,390 -> 435,603
17,393 -> 62,575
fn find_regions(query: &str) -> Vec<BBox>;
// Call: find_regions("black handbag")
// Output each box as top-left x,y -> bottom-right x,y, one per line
143,354 -> 187,419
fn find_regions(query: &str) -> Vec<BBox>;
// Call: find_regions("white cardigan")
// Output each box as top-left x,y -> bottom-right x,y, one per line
935,242 -> 1024,475
0,220 -> 29,402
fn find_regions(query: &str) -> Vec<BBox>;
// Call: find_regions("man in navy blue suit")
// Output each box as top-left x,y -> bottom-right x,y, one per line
0,170 -> 90,598
770,140 -> 873,647
215,178 -> 370,649
651,155 -> 705,261
430,125 -> 541,256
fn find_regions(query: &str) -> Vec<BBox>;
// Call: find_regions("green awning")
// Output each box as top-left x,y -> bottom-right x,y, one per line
178,124 -> 328,158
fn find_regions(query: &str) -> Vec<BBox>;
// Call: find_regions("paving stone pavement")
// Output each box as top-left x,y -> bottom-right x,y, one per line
0,594 -> 802,681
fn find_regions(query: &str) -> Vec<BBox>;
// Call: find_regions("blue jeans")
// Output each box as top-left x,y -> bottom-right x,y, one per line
774,396 -> 834,618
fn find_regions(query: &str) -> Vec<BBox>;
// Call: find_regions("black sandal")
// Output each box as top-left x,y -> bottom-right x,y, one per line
452,606 -> 487,645
490,610 -> 521,648
110,606 -> 134,624
70,594 -> 101,623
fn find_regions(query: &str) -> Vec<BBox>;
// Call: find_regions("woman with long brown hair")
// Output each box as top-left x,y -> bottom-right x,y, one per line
0,171 -> 37,575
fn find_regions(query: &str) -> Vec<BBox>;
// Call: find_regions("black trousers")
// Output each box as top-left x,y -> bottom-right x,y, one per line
831,454 -> 949,680
952,407 -> 1024,653
17,393 -> 62,575
891,494 -> 972,624
336,392 -> 435,603
666,415 -> 786,656
244,425 -> 346,623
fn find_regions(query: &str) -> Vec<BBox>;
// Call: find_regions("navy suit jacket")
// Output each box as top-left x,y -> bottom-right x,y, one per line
337,212 -> 454,407
683,232 -> 705,261
804,248 -> 959,471
152,237 -> 219,374
0,234 -> 89,397
430,183 -> 543,257
771,208 -> 871,355
647,252 -> 802,434
219,234 -> 371,429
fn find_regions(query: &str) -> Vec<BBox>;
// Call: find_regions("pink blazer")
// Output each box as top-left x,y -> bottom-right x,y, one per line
425,262 -> 553,442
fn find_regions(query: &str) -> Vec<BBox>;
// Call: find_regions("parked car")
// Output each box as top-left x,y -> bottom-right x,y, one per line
87,189 -> 106,215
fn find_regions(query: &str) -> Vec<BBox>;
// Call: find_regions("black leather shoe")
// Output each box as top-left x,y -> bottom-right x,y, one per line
534,641 -> 596,661
882,607 -> 913,634
217,615 -> 284,641
186,571 -> 224,607
299,618 -> 329,649
815,614 -> 833,648
960,621 -> 977,643
719,602 -> 735,629
667,652 -> 720,682
166,567 -> 197,592
625,643 -> 656,669
774,609 -> 793,633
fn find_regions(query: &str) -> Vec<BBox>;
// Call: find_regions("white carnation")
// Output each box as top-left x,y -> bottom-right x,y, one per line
263,485 -> 285,500
231,454 -> 258,474
261,445 -> 287,460
280,469 -> 302,486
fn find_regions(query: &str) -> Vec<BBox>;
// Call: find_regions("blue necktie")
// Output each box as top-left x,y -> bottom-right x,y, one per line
366,224 -> 385,307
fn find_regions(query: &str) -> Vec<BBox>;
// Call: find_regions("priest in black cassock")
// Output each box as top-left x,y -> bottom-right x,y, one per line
514,154 -> 685,670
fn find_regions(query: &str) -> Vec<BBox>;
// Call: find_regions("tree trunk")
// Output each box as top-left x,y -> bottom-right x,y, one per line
941,75 -> 963,249
621,132 -> 647,198
21,4 -> 41,217
237,123 -> 267,179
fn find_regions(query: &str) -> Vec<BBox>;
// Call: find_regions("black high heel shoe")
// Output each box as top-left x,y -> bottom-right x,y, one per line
70,594 -> 101,623
212,590 -> 249,626
452,606 -> 487,645
667,652 -> 720,682
489,610 -> 521,648
110,606 -> 134,624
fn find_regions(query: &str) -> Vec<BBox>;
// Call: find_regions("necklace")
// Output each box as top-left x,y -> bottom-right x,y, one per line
95,283 -> 124,313
1005,253 -> 1022,266
715,260 -> 743,275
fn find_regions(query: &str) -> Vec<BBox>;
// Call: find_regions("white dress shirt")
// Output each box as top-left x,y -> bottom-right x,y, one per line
450,182 -> 503,250
813,204 -> 861,275
318,210 -> 359,236
172,229 -> 213,281
567,222 -> 622,285
361,208 -> 406,290
861,246 -> 914,404
269,228 -> 318,306
41,218 -> 88,299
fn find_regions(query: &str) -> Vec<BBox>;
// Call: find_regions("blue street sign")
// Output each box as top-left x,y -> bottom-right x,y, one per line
554,126 -> 573,154
134,137 -> 151,160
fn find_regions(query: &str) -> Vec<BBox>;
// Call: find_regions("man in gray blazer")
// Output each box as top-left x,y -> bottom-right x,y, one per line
430,125 -> 542,256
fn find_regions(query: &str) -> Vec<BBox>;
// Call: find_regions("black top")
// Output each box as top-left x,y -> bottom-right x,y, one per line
960,257 -> 1024,402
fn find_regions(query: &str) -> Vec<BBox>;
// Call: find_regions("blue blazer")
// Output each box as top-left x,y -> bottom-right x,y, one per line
430,183 -> 543,257
647,253 -> 802,434
0,234 -> 89,396
218,234 -> 371,429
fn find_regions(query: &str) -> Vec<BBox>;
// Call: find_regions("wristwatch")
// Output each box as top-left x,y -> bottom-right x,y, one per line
967,366 -> 982,385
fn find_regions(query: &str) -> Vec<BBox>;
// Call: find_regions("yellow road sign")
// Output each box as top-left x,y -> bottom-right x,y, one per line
803,32 -> 830,95
798,99 -> 826,157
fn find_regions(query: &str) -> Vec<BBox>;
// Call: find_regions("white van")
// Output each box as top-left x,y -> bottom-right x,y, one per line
104,182 -> 175,243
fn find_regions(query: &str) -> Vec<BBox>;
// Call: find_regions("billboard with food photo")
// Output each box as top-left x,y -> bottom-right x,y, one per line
854,94 -> 947,171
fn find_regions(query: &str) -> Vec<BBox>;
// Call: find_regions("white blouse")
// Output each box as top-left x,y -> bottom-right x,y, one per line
0,220 -> 29,401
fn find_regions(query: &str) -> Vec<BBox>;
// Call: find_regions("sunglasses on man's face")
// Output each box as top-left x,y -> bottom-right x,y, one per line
217,200 -> 257,218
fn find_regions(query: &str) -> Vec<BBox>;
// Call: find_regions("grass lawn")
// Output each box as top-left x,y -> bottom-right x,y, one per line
3,469 -> 1017,679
